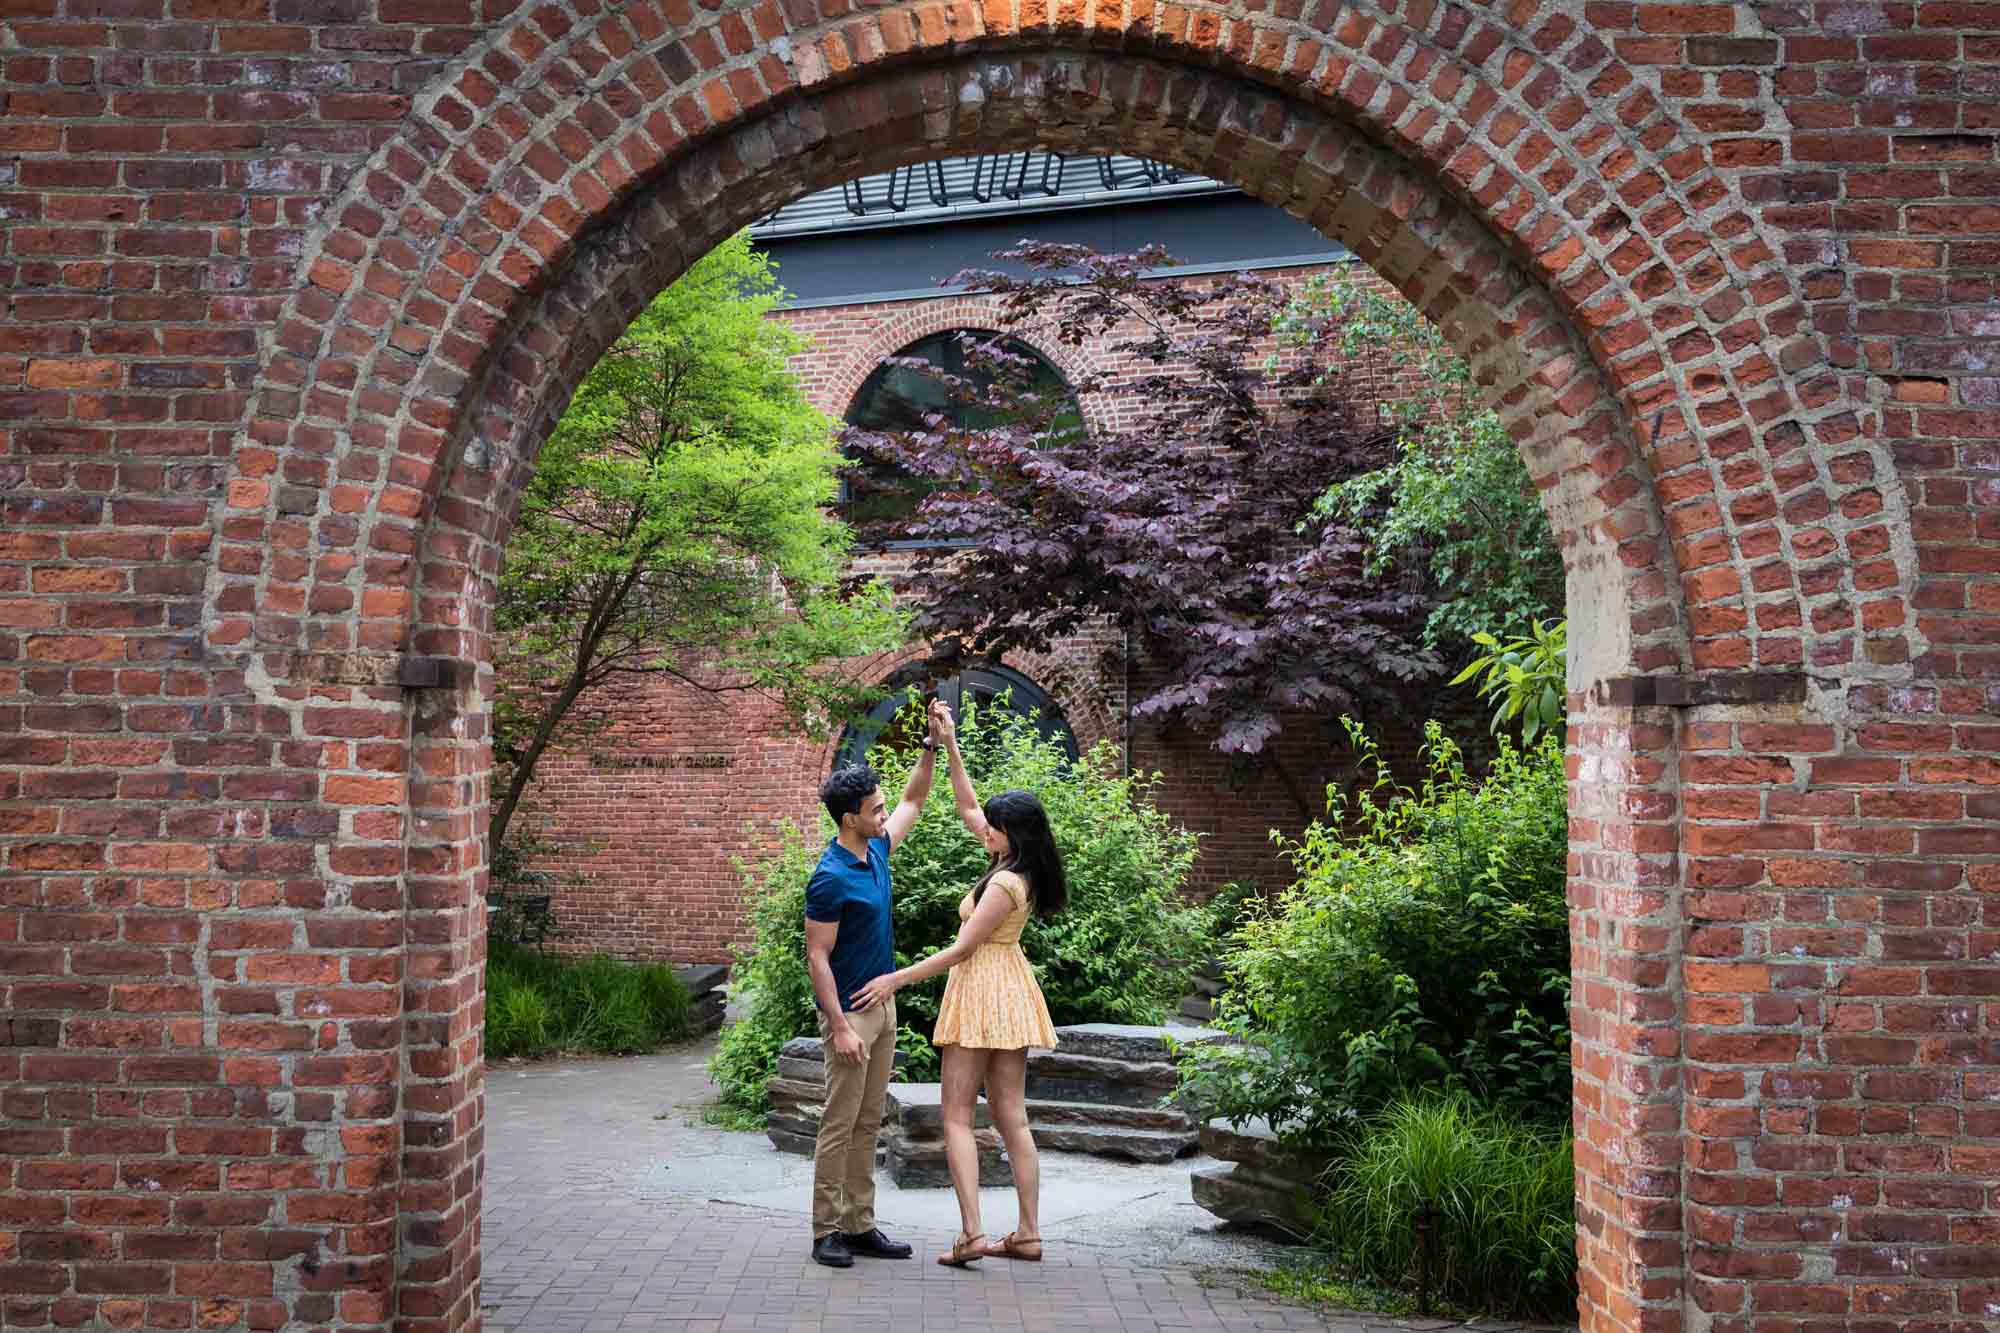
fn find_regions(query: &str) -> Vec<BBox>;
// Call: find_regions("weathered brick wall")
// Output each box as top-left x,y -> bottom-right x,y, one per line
0,5 -> 1994,1332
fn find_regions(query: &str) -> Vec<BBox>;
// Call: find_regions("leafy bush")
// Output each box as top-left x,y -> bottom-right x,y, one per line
1451,617 -> 1567,745
1282,267 -> 1564,650
1178,721 -> 1570,1148
1311,1094 -> 1576,1320
485,940 -> 692,1059
710,695 -> 1212,1119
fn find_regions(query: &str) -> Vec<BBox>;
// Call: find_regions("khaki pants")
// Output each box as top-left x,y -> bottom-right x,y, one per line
812,996 -> 897,1239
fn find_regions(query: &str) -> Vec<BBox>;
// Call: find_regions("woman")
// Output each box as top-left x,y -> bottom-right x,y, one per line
851,698 -> 1067,1268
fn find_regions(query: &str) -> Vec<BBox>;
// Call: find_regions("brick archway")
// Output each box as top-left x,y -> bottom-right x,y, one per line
8,4 -> 1980,1332
219,32 -> 1882,1327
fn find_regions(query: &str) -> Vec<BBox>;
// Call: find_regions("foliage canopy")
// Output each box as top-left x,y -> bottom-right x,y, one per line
840,244 -> 1440,808
1283,268 -> 1565,649
493,232 -> 901,849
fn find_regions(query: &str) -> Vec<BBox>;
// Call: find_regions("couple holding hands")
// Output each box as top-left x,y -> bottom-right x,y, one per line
803,699 -> 1067,1270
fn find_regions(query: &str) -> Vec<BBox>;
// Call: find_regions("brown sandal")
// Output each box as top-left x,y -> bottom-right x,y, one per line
937,1232 -> 986,1268
986,1231 -> 1043,1261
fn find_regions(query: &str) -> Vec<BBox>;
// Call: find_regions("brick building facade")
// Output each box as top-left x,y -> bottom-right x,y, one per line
2,6 -> 1998,1331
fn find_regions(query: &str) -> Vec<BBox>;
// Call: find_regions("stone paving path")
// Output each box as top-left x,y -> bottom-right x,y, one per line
479,1042 -> 1559,1333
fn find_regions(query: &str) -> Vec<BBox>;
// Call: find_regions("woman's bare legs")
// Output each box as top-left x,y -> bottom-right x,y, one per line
938,1044 -> 992,1255
984,1048 -> 1040,1247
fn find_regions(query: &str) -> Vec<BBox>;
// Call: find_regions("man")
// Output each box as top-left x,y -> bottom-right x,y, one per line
803,706 -> 941,1269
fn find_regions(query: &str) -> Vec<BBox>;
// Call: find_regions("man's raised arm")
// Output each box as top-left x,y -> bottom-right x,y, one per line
882,706 -> 942,850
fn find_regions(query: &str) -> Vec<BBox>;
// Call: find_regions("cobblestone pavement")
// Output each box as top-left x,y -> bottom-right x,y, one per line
479,1042 -> 1560,1333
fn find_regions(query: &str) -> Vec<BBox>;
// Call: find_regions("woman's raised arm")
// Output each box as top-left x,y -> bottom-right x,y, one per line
931,699 -> 991,842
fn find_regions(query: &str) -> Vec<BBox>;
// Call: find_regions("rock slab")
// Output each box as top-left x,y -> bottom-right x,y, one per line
762,1035 -> 905,1160
1014,1024 -> 1221,1160
1187,1117 -> 1331,1232
882,1082 -> 1010,1187
676,963 -> 729,1037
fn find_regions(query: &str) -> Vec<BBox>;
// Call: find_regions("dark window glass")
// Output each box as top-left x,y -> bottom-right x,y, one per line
841,332 -> 1081,539
833,666 -> 1080,774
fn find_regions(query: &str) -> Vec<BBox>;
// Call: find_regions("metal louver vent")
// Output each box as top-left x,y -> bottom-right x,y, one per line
752,154 -> 1227,239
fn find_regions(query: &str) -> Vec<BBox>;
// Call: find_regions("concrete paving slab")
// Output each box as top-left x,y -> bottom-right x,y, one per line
482,1035 -> 1578,1332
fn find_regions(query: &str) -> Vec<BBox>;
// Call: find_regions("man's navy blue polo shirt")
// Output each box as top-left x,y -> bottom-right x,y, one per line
805,835 -> 894,1013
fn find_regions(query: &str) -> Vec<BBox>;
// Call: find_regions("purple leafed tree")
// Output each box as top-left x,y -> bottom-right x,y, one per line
840,245 -> 1443,816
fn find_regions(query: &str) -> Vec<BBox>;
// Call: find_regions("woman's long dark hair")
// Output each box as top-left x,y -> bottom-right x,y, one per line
972,789 -> 1068,919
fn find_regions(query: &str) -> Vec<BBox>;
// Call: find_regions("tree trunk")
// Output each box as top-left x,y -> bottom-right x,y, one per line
486,568 -> 644,859
486,669 -> 590,857
1262,747 -> 1316,826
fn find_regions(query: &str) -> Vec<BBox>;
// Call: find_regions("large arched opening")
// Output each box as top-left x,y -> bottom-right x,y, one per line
201,11 -> 1918,1330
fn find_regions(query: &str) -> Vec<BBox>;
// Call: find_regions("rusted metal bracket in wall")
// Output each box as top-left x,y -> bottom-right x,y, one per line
286,652 -> 476,690
1593,672 -> 1809,708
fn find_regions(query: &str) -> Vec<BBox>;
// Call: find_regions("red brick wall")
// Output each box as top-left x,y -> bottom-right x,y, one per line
1,7 -> 1993,1331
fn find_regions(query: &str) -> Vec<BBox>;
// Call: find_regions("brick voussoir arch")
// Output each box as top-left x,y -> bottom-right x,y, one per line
401,58 -> 1688,681
214,0 -> 1915,691
815,300 -> 1105,433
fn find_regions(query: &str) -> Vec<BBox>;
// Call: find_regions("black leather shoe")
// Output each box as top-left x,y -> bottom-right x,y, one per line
812,1233 -> 854,1268
842,1227 -> 914,1259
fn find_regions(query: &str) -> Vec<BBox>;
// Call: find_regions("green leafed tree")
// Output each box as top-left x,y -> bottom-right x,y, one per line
1278,268 -> 1565,650
490,232 -> 903,852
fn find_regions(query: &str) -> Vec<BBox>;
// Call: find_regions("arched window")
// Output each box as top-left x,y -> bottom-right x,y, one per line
833,664 -> 1080,773
841,331 -> 1081,539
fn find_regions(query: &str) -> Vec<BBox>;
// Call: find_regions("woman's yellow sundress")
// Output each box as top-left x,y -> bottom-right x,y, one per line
931,869 -> 1059,1050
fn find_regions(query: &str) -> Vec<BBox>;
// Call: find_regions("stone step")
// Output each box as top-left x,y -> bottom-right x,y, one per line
1028,1122 -> 1199,1163
674,962 -> 729,996
776,1055 -> 827,1083
1178,995 -> 1214,1022
767,1126 -> 818,1157
1048,1023 -> 1226,1063
882,1128 -> 1011,1188
1192,973 -> 1225,998
779,1036 -> 910,1070
763,1076 -> 826,1111
1026,1074 -> 1176,1109
1025,1096 -> 1193,1133
885,1082 -> 990,1135
766,1108 -> 822,1143
1028,1049 -> 1180,1087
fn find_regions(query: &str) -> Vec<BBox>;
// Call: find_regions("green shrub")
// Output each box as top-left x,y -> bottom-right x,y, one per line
710,695 -> 1212,1118
485,939 -> 692,1059
1178,721 -> 1570,1148
1311,1094 -> 1576,1320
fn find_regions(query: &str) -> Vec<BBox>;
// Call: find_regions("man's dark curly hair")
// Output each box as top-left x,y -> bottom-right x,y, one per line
819,765 -> 882,827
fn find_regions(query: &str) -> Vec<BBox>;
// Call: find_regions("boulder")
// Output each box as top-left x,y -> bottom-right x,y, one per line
1198,1117 -> 1328,1181
1188,1118 -> 1332,1231
1190,1164 -> 1311,1232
